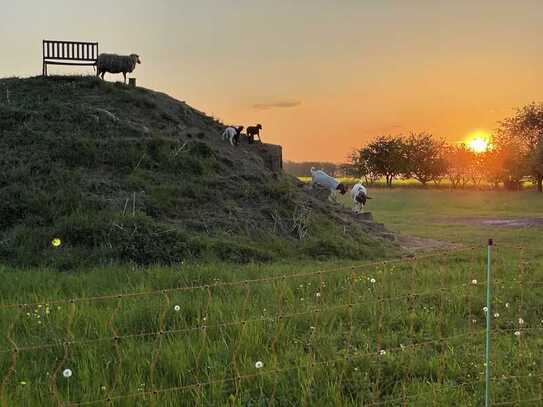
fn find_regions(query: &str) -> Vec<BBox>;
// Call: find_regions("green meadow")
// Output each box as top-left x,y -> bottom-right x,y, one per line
1,190 -> 542,406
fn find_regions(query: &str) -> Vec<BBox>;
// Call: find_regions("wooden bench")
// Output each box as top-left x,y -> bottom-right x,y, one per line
42,40 -> 99,76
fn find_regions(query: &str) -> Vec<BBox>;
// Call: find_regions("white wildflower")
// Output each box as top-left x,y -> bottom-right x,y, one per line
255,361 -> 263,369
63,369 -> 72,378
173,305 -> 181,312
494,313 -> 500,318
471,279 -> 478,285
518,318 -> 524,325
379,349 -> 386,356
315,292 -> 321,297
483,307 -> 488,313
514,331 -> 521,337
505,303 -> 510,308
370,278 -> 376,284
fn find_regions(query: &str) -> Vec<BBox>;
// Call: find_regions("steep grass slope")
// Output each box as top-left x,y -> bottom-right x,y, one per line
0,76 -> 393,268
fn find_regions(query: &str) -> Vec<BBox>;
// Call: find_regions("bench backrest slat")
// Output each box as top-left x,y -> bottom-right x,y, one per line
43,40 -> 98,61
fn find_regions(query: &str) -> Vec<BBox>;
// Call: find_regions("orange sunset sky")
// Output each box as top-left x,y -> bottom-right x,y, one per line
1,0 -> 542,162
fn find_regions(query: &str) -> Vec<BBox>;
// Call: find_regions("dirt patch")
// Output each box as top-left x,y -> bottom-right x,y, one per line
445,218 -> 543,228
394,235 -> 462,253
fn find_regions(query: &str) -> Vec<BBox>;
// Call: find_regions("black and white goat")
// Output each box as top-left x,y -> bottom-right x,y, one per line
351,182 -> 372,214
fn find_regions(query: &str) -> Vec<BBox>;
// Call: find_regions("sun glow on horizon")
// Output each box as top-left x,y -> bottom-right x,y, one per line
466,131 -> 491,153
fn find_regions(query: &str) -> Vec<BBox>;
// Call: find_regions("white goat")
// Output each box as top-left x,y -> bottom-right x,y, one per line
310,167 -> 347,202
222,126 -> 243,146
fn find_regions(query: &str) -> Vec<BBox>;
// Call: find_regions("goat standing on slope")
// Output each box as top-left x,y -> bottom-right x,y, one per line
310,167 -> 347,203
351,182 -> 372,214
222,126 -> 244,146
246,124 -> 262,143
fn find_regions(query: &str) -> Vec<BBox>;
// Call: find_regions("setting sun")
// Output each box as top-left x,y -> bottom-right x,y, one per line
466,132 -> 491,153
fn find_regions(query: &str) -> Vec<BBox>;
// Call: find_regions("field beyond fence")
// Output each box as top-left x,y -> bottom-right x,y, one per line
1,243 -> 541,406
297,176 -> 538,191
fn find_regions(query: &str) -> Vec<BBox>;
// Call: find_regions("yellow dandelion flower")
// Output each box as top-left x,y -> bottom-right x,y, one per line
51,238 -> 62,247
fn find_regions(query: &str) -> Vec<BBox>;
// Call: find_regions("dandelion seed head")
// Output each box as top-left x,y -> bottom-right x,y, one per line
505,303 -> 510,308
483,307 -> 488,313
494,313 -> 500,318
379,349 -> 386,356
255,361 -> 263,369
471,279 -> 478,285
370,278 -> 376,284
63,369 -> 72,378
173,305 -> 181,312
514,331 -> 521,337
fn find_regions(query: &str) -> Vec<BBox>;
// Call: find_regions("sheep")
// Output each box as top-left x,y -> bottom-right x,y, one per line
246,124 -> 262,143
351,182 -> 372,214
96,53 -> 141,83
222,126 -> 244,146
310,167 -> 347,202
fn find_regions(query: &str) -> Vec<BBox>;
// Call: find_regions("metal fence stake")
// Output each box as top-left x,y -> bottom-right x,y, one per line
485,238 -> 493,407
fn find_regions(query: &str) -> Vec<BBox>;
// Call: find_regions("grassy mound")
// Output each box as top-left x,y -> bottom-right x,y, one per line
0,76 -> 393,268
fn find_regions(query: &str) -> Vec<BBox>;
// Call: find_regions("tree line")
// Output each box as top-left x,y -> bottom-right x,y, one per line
283,161 -> 340,177
285,102 -> 543,191
348,103 -> 543,191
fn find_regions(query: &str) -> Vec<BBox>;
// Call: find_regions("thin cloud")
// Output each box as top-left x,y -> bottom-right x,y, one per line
252,100 -> 301,110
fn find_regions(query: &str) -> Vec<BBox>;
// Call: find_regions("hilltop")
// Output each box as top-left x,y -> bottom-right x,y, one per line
0,76 -> 394,268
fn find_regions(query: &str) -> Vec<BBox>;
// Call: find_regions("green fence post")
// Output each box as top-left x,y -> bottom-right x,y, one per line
485,238 -> 493,407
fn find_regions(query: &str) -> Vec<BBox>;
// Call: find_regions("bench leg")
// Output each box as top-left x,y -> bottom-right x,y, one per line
42,62 -> 47,77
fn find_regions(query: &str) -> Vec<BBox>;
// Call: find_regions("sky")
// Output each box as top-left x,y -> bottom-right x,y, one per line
1,0 -> 542,162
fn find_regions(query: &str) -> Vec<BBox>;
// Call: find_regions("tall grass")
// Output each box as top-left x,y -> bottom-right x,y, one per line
1,190 -> 542,406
